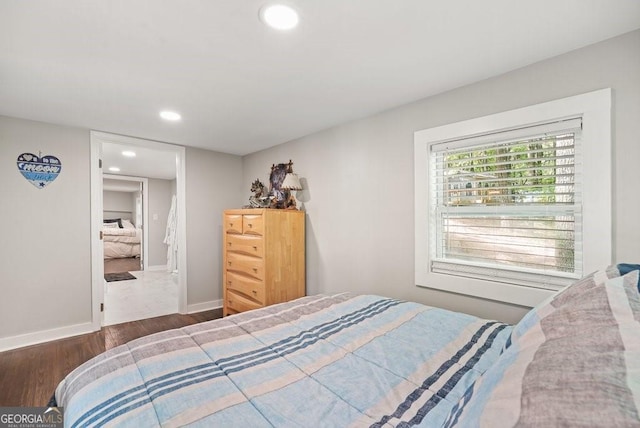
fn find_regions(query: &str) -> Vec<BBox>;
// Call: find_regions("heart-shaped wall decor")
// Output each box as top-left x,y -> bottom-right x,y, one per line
17,153 -> 62,189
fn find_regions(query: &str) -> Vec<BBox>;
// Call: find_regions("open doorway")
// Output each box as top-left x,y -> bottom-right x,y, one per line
103,174 -> 146,277
90,131 -> 187,329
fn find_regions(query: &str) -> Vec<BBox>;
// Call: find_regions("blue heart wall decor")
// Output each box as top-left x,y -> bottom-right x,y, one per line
17,153 -> 62,189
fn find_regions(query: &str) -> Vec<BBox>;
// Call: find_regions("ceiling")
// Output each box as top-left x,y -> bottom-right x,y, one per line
103,178 -> 142,192
102,142 -> 176,180
1,1 -> 639,156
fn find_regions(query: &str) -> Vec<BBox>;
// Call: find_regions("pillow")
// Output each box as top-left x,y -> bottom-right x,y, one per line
614,267 -> 640,318
103,218 -> 123,228
618,263 -> 640,292
121,219 -> 135,229
507,266 -> 622,346
447,269 -> 640,427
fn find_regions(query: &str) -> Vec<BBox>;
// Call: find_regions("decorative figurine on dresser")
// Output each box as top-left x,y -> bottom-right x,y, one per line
245,160 -> 303,210
227,160 -> 305,316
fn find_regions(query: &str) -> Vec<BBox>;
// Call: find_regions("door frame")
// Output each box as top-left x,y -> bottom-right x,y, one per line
102,173 -> 149,271
90,131 -> 188,331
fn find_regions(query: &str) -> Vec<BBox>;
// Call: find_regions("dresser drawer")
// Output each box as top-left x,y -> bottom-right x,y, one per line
224,214 -> 243,234
226,290 -> 263,313
222,208 -> 305,317
226,253 -> 264,280
225,234 -> 264,257
242,214 -> 264,236
225,271 -> 265,304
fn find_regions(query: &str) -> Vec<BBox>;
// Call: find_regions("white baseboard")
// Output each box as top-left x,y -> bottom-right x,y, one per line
146,265 -> 168,271
0,322 -> 95,353
0,301 -> 222,352
187,299 -> 223,314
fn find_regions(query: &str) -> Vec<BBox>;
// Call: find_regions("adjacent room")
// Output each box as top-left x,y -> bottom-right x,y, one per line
99,138 -> 181,325
1,1 -> 639,426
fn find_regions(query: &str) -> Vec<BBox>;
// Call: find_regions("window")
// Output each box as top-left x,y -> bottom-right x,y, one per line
431,118 -> 582,289
415,89 -> 611,307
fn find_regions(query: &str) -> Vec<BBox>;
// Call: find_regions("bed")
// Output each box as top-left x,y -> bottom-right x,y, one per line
102,218 -> 141,259
54,264 -> 640,427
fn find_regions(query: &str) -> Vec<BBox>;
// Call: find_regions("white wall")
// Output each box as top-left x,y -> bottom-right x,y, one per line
186,147 -> 244,308
103,190 -> 135,216
0,30 -> 636,346
0,116 -> 92,338
0,117 -> 243,347
147,178 -> 172,267
242,30 -> 640,324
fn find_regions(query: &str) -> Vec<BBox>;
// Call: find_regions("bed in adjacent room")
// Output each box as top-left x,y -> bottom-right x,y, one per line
102,218 -> 141,259
54,265 -> 640,427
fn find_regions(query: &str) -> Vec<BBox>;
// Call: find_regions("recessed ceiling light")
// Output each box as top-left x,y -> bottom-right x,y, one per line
122,151 -> 136,157
108,167 -> 120,172
160,110 -> 182,121
260,4 -> 299,30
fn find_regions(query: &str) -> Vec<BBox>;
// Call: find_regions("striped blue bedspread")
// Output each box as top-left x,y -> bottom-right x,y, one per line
55,294 -> 511,427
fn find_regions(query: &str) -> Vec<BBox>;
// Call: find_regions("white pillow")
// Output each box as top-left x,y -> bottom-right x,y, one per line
121,219 -> 135,229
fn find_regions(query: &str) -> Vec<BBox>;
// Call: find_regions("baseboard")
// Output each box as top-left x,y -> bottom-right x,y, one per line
187,299 -> 223,314
146,265 -> 168,271
0,321 -> 95,353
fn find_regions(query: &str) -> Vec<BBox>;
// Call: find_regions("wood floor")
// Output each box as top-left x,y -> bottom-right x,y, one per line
0,309 -> 222,407
104,256 -> 142,274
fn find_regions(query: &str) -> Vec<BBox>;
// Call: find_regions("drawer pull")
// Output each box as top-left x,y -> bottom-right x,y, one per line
228,261 -> 232,266
253,246 -> 258,250
247,223 -> 253,228
252,268 -> 258,272
228,242 -> 232,246
252,290 -> 257,295
227,280 -> 232,285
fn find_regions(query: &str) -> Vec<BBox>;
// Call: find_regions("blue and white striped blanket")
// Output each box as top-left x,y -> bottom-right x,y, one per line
55,294 -> 511,427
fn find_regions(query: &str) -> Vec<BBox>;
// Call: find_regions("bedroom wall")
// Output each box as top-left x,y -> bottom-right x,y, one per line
185,147 -> 244,309
242,30 -> 640,324
0,116 -> 92,339
130,192 -> 138,225
147,178 -> 172,267
0,116 -> 243,347
103,190 -> 135,218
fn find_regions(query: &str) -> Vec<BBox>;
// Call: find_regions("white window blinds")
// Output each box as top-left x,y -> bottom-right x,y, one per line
429,117 -> 583,290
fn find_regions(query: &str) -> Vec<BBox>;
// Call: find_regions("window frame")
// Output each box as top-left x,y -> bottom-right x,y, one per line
431,121 -> 582,289
414,89 -> 611,307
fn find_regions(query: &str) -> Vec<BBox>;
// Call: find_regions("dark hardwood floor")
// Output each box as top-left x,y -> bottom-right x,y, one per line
0,309 -> 222,407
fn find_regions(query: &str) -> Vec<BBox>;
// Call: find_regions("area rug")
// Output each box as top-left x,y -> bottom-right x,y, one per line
104,272 -> 137,282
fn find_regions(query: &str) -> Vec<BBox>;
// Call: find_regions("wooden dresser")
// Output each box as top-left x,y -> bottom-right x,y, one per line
222,208 -> 305,316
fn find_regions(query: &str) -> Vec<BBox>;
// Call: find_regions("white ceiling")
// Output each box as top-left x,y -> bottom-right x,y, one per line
103,177 -> 142,192
1,1 -> 639,156
102,142 -> 176,180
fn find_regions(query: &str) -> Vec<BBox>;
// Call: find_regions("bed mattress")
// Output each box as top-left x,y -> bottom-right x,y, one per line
55,293 -> 511,427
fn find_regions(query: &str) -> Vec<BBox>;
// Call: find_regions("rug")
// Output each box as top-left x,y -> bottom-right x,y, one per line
104,272 -> 137,282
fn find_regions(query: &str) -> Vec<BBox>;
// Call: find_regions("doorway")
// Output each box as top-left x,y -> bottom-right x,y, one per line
90,131 -> 187,330
103,174 -> 147,275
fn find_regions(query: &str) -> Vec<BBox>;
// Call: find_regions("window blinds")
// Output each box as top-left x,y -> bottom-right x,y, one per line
429,117 -> 583,290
